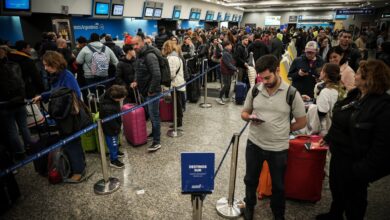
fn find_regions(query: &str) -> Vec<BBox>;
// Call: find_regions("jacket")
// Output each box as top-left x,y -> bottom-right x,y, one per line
335,45 -> 361,72
167,52 -> 186,92
76,41 -> 119,78
115,57 -> 136,91
324,88 -> 390,182
288,54 -> 324,98
7,51 -> 44,99
104,41 -> 124,59
234,43 -> 248,69
270,37 -> 284,60
154,33 -> 169,50
182,44 -> 195,59
340,62 -> 355,91
247,40 -> 270,62
42,69 -> 81,101
220,49 -> 237,76
134,44 -> 161,97
0,61 -> 25,109
196,43 -> 209,59
99,91 -> 122,136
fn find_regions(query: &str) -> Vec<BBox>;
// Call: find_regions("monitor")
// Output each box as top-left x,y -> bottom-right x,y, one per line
195,13 -> 200,20
111,4 -> 124,16
95,2 -> 109,15
154,8 -> 162,17
3,0 -> 30,11
173,10 -> 181,19
190,12 -> 197,20
144,7 -> 154,17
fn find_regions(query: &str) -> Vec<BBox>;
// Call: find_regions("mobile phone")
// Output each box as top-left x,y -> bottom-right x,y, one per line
250,117 -> 265,123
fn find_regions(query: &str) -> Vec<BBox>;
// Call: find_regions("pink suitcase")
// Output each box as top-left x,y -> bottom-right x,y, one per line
159,98 -> 173,122
122,103 -> 147,146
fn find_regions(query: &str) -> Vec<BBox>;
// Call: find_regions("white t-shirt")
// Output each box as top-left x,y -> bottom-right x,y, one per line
316,87 -> 339,134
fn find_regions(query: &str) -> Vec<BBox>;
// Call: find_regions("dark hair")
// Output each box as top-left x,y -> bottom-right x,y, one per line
122,44 -> 134,54
255,55 -> 279,74
222,41 -> 231,48
340,30 -> 352,37
326,46 -> 348,65
15,40 -> 29,51
241,35 -> 248,41
90,33 -> 100,42
42,51 -> 67,72
358,60 -> 390,95
254,32 -> 261,40
105,35 -> 113,42
322,63 -> 341,84
108,85 -> 128,99
76,36 -> 87,44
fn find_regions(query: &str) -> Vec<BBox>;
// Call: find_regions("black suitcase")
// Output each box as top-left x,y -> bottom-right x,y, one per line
0,145 -> 21,214
28,133 -> 60,176
187,74 -> 201,103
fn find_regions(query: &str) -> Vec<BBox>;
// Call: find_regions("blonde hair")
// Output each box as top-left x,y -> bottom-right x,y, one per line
161,40 -> 178,56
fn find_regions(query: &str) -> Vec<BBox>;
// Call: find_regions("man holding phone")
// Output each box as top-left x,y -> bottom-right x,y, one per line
288,41 -> 325,98
241,55 -> 307,220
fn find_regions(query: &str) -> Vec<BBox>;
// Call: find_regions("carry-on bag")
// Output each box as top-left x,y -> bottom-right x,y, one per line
159,98 -> 173,122
122,89 -> 147,146
284,135 -> 328,202
235,81 -> 247,105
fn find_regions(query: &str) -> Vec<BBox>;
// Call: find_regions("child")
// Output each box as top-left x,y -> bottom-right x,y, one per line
100,85 -> 128,168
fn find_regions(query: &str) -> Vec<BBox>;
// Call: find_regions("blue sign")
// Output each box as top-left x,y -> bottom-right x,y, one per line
336,9 -> 374,15
181,152 -> 215,194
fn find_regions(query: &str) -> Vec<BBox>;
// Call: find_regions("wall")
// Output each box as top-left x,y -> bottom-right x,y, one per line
31,0 -> 243,19
242,11 -> 378,30
0,16 -> 24,44
72,17 -> 158,40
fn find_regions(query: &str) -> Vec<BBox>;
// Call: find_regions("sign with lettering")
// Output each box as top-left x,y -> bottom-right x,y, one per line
336,9 -> 374,15
289,16 -> 298,23
181,152 -> 215,194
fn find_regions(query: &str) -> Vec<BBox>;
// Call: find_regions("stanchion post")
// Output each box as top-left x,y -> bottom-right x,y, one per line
216,133 -> 244,218
167,87 -> 183,137
199,59 -> 212,108
94,119 -> 121,195
192,194 -> 205,220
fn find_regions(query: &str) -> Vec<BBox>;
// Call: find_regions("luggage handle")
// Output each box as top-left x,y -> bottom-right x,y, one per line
95,84 -> 106,103
29,101 -> 53,139
132,87 -> 142,106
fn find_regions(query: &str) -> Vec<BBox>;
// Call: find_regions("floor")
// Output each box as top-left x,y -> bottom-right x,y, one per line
2,91 -> 390,220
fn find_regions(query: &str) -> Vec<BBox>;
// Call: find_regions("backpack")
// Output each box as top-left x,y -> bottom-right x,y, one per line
146,49 -> 171,87
252,83 -> 297,122
87,45 -> 109,77
48,148 -> 71,184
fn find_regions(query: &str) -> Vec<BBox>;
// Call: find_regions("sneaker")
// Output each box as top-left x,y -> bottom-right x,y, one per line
110,160 -> 125,169
222,97 -> 230,103
147,133 -> 153,141
117,151 -> 124,158
215,98 -> 225,105
148,143 -> 161,152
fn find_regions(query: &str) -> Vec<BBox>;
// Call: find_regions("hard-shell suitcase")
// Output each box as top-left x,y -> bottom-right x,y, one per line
159,98 -> 173,122
187,74 -> 201,103
257,161 -> 272,199
235,81 -> 247,105
81,93 -> 98,152
122,103 -> 147,146
284,135 -> 328,202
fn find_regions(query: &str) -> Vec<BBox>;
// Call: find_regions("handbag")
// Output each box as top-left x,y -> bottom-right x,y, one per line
26,103 -> 45,128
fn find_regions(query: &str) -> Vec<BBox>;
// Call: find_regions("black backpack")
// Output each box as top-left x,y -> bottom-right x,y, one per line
146,49 -> 171,87
252,83 -> 297,122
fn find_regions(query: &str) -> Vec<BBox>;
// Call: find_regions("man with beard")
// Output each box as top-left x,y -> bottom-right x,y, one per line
241,55 -> 306,220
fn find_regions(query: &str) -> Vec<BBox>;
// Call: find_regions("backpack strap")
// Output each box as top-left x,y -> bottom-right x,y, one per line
251,83 -> 261,98
87,45 -> 96,53
286,85 -> 297,122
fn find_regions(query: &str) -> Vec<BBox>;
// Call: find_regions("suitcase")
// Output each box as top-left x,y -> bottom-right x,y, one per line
235,82 -> 247,105
122,103 -> 147,146
81,93 -> 98,152
93,112 -> 110,153
257,161 -> 272,200
284,135 -> 328,202
159,98 -> 173,122
187,74 -> 201,103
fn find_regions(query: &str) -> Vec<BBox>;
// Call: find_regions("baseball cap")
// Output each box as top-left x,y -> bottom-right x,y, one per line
305,41 -> 319,53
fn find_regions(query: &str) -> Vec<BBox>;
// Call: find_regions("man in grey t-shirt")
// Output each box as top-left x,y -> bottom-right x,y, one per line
241,55 -> 307,220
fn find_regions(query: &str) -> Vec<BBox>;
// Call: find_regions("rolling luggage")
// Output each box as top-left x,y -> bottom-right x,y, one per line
257,161 -> 272,200
235,82 -> 247,105
159,98 -> 173,122
122,89 -> 147,146
186,58 -> 201,103
81,93 -> 98,152
284,135 -> 328,202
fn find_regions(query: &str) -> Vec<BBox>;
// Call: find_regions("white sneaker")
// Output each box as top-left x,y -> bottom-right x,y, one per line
222,97 -> 230,103
215,98 -> 225,105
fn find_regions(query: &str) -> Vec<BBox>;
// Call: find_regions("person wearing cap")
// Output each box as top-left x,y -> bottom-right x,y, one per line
288,41 -> 325,98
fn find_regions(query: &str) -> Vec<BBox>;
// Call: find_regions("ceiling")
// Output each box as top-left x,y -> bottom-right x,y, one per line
201,0 -> 389,12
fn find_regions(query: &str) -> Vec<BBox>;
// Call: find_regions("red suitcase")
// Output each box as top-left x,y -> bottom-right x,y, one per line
159,98 -> 173,122
284,135 -> 328,202
122,103 -> 147,146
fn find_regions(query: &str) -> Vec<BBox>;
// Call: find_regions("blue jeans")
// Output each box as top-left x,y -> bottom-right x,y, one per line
105,135 -> 119,161
63,138 -> 85,174
0,106 -> 32,154
145,93 -> 161,144
244,140 -> 288,217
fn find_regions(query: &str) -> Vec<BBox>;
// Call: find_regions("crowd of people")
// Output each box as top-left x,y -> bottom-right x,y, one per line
0,24 -> 389,219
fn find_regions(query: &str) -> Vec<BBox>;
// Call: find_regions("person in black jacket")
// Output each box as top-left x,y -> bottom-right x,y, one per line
100,85 -> 127,168
288,41 -> 325,98
248,32 -> 270,62
154,27 -> 169,50
316,60 -> 390,220
130,35 -> 162,152
7,40 -> 44,99
216,41 -> 237,105
335,31 -> 361,72
116,44 -> 136,103
234,35 -> 249,84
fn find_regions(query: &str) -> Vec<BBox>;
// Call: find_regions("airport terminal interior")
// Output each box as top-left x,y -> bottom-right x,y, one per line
1,0 -> 390,219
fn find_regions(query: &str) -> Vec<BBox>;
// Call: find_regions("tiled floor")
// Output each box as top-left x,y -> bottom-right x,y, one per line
2,98 -> 390,220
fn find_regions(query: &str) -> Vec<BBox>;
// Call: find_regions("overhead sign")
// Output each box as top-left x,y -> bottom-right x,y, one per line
265,16 -> 281,26
289,16 -> 298,23
298,15 -> 333,21
336,9 -> 374,15
181,152 -> 215,194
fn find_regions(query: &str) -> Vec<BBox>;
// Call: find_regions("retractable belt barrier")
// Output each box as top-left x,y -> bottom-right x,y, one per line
0,63 -> 221,178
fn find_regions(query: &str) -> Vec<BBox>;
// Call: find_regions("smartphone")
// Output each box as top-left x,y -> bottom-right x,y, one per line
250,117 -> 265,123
